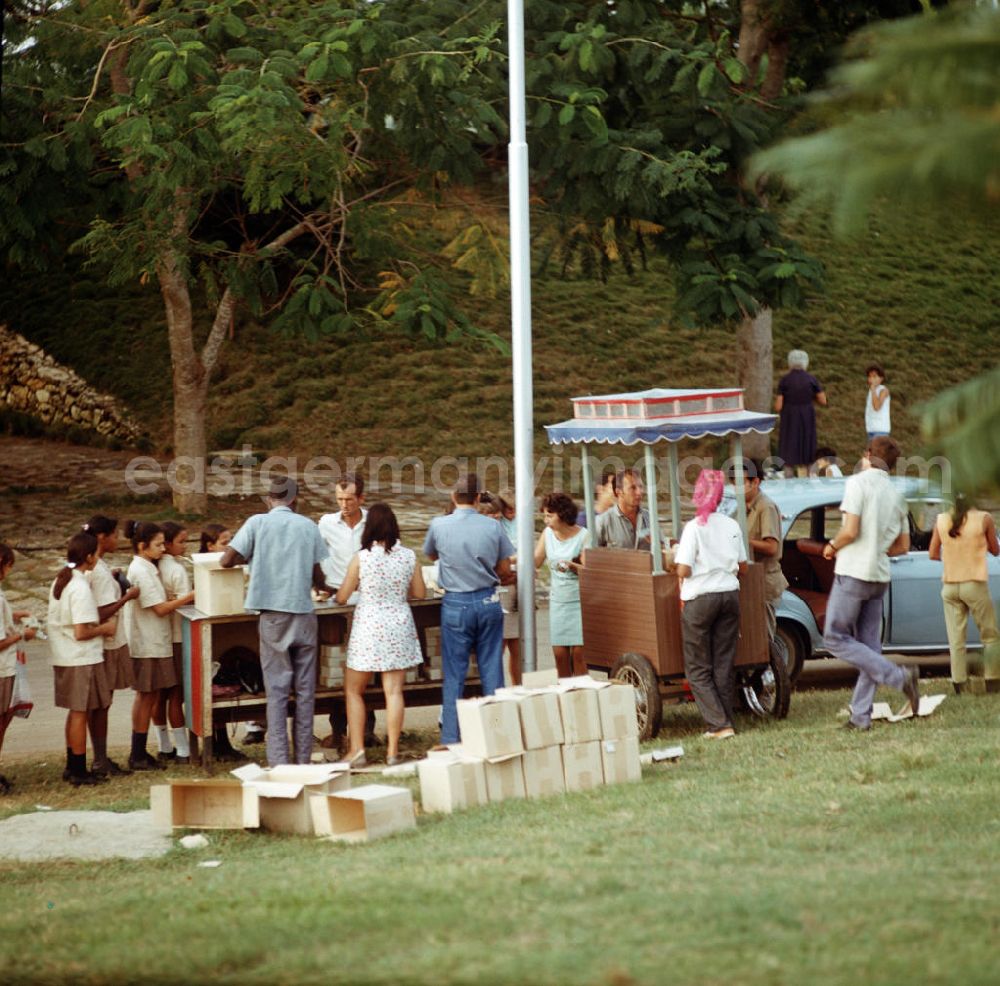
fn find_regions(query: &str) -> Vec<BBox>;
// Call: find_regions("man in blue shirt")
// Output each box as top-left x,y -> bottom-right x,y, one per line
424,473 -> 515,744
222,478 -> 330,765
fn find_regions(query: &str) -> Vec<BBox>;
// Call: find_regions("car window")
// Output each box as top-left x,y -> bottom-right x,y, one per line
822,506 -> 841,541
908,498 -> 944,551
784,510 -> 813,541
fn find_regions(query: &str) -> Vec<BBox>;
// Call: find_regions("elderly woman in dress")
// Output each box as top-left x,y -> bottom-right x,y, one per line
775,349 -> 827,477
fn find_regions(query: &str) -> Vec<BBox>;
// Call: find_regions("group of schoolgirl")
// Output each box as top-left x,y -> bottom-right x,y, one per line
0,520 -> 231,791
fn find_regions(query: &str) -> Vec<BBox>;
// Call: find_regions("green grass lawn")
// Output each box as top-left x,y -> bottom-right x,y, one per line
2,686 -> 998,985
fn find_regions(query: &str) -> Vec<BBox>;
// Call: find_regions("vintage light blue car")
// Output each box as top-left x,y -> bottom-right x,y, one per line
764,477 -> 1000,680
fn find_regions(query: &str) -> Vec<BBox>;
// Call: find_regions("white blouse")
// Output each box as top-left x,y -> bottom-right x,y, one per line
125,556 -> 172,659
47,570 -> 103,668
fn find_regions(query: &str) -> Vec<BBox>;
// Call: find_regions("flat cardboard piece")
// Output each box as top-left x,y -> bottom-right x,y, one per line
871,693 -> 947,723
562,741 -> 604,793
418,752 -> 488,813
483,755 -> 526,803
522,669 -> 558,688
557,688 -> 602,745
231,763 -> 350,835
600,737 -> 642,785
150,780 -> 259,830
456,695 -> 525,760
522,746 -> 566,799
312,784 -> 416,843
496,688 -> 564,749
597,682 -> 639,740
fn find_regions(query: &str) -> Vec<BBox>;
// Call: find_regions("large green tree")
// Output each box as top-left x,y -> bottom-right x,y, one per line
3,0 -> 507,511
3,0 -> 924,498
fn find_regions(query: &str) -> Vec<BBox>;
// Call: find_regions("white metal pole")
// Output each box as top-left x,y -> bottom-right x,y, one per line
508,0 -> 537,672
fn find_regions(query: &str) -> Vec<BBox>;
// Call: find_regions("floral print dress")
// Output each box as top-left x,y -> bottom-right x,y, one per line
346,544 -> 423,672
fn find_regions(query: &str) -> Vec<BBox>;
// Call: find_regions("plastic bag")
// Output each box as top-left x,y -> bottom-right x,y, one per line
10,652 -> 32,719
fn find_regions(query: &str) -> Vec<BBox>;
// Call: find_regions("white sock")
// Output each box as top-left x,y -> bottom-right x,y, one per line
171,727 -> 190,758
156,725 -> 174,754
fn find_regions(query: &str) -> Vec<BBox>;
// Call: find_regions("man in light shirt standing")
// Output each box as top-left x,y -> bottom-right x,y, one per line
315,473 -> 375,750
821,436 -> 920,730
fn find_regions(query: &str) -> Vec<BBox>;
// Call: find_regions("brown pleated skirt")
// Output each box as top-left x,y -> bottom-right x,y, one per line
103,644 -> 135,691
131,656 -> 177,692
54,664 -> 112,711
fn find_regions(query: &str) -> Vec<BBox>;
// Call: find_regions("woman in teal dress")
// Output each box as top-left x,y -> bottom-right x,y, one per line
533,491 -> 591,677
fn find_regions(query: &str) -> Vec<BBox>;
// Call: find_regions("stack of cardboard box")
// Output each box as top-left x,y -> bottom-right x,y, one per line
319,642 -> 347,688
418,677 -> 641,813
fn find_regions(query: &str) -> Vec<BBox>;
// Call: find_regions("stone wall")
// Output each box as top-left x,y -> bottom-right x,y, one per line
0,325 -> 143,445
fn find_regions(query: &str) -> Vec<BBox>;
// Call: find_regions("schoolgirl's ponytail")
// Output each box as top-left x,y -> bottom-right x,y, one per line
52,532 -> 98,601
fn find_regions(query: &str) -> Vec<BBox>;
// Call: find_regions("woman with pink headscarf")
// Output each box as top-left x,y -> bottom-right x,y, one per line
674,469 -> 748,739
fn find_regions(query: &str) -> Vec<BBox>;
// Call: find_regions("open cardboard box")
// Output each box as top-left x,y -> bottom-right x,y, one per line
311,784 -> 416,843
150,779 -> 259,830
231,763 -> 350,835
191,551 -> 246,617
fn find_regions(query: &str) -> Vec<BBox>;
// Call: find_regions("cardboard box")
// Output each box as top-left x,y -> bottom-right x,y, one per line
522,746 -> 566,799
231,763 -> 351,835
418,749 -> 488,813
597,682 -> 639,740
496,687 -> 564,749
483,754 -> 526,803
557,687 -> 602,744
311,784 -> 416,843
600,736 -> 642,785
150,780 -> 259,830
562,741 -> 604,793
456,695 -> 524,759
192,552 -> 246,617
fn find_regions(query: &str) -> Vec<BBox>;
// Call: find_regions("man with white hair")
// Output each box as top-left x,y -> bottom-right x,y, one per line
775,348 -> 827,477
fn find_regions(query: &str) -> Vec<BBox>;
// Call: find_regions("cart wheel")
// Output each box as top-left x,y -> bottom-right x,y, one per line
775,622 -> 805,683
610,653 -> 663,740
739,641 -> 791,719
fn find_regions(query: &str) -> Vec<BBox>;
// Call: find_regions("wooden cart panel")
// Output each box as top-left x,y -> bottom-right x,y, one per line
580,548 -> 768,676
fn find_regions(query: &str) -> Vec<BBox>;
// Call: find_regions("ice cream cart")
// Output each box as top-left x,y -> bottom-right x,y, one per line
545,387 -> 791,739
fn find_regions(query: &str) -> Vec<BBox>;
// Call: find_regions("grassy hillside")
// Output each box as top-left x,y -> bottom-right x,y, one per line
3,199 -> 999,487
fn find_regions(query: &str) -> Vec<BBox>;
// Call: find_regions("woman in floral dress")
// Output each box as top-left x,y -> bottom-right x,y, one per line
336,503 -> 425,767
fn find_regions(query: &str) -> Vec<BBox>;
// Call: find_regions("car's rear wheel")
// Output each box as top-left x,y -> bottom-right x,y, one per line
775,622 -> 806,683
738,645 -> 791,719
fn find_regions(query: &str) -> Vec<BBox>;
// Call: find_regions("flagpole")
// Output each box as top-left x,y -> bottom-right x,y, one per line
507,0 -> 537,672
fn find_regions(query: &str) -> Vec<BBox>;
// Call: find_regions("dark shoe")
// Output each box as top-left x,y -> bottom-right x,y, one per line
952,680 -> 966,695
902,665 -> 921,716
364,733 -> 382,748
68,771 -> 108,787
213,747 -> 245,763
92,759 -> 132,778
0,774 -> 11,795
62,768 -> 72,781
128,755 -> 167,772
156,750 -> 178,762
841,720 -> 871,732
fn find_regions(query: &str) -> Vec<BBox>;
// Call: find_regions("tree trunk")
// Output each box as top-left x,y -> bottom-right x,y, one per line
737,0 -> 769,84
158,249 -> 209,515
736,307 -> 773,460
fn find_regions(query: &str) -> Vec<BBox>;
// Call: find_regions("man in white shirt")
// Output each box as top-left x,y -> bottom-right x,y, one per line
821,436 -> 920,729
318,475 -> 367,590
315,473 -> 376,751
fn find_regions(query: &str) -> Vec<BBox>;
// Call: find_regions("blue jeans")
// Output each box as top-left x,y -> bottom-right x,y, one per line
440,587 -> 504,744
823,574 -> 906,727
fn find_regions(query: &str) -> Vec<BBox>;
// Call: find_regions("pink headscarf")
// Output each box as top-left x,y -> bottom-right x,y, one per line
693,469 -> 725,525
